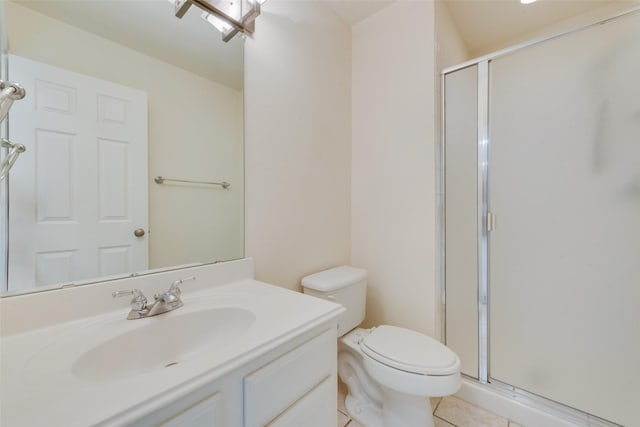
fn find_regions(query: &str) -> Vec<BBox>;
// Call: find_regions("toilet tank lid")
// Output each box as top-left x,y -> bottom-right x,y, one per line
301,266 -> 367,291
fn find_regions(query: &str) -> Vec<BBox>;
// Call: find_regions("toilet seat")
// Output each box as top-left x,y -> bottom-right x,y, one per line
361,325 -> 459,376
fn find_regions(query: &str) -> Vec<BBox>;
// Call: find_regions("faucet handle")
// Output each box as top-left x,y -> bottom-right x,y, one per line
113,289 -> 147,311
168,275 -> 195,297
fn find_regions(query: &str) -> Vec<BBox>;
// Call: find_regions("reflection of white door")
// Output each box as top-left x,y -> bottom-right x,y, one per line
8,55 -> 148,292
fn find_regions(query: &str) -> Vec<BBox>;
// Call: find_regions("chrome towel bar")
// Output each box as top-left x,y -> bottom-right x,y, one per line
1,139 -> 26,182
0,80 -> 26,124
0,80 -> 27,182
154,175 -> 230,189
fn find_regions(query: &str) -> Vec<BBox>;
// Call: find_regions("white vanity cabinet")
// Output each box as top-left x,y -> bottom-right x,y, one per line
132,325 -> 337,427
0,261 -> 345,427
157,392 -> 225,427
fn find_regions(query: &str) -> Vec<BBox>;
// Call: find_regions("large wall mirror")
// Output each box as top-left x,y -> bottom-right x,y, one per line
0,0 -> 244,296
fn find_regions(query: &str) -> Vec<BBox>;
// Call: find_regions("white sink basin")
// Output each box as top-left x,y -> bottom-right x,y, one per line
72,307 -> 256,381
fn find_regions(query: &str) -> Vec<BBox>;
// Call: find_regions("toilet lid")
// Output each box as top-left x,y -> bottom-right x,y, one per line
361,325 -> 459,375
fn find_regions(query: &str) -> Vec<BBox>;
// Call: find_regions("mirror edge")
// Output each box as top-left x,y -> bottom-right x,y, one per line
1,0 -> 9,293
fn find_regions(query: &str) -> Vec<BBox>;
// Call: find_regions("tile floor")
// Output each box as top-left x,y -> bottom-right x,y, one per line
337,380 -> 524,427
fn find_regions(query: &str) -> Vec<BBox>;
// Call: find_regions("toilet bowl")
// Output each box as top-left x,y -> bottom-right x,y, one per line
339,327 -> 460,427
302,266 -> 461,427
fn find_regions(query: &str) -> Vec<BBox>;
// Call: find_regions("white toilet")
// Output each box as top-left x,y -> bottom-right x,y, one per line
302,266 -> 461,427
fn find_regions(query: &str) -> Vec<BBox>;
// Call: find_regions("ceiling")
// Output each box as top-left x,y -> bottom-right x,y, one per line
442,0 -> 632,57
324,0 -> 634,57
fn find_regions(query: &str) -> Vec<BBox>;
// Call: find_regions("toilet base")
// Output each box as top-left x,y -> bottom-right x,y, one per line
381,387 -> 434,427
343,387 -> 436,427
339,343 -> 438,427
345,392 -> 383,427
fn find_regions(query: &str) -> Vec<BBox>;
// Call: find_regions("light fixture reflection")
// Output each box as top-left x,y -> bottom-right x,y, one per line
167,0 -> 265,42
201,12 -> 233,35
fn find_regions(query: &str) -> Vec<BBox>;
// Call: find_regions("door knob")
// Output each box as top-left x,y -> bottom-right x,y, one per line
134,228 -> 145,237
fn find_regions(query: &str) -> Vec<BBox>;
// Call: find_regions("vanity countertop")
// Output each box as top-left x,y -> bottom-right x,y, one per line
0,262 -> 343,427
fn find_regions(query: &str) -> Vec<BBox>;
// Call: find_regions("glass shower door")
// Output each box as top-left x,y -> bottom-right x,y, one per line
487,12 -> 640,426
444,64 -> 479,379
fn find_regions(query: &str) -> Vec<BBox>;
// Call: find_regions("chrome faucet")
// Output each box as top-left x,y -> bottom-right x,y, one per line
113,276 -> 196,319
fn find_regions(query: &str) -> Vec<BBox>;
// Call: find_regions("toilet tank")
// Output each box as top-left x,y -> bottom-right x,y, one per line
301,266 -> 367,337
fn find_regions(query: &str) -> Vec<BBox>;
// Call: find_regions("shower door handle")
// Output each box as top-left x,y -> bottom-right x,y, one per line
487,212 -> 496,232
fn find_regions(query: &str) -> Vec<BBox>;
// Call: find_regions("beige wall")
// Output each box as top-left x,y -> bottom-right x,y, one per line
6,3 -> 243,270
0,1 -> 6,58
351,1 -> 437,337
244,1 -> 352,290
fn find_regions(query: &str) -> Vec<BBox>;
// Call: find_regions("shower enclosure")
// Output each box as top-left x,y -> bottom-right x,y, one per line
441,9 -> 639,427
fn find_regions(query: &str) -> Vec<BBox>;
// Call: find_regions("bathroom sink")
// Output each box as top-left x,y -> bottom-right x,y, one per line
72,307 -> 256,381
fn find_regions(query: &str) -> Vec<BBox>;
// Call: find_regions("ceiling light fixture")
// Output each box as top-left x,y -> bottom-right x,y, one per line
201,12 -> 238,41
168,0 -> 265,42
520,0 -> 538,4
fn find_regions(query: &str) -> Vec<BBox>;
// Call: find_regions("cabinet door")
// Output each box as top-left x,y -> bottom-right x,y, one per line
244,328 -> 335,426
157,392 -> 222,427
267,376 -> 335,427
